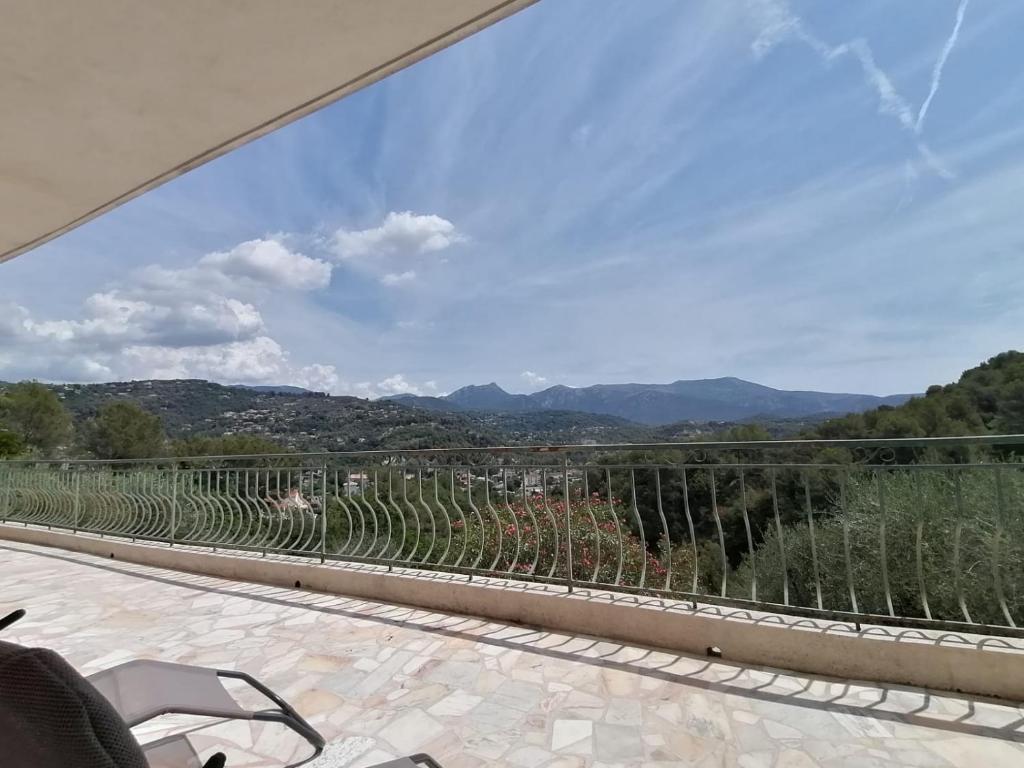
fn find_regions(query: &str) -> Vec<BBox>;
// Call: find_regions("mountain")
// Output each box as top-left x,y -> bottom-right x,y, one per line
39,379 -> 670,451
390,376 -> 914,425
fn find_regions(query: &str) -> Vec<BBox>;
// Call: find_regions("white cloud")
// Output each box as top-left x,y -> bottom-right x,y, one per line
0,236 -> 338,390
332,211 -> 464,259
199,239 -> 332,291
521,370 -> 548,388
22,291 -> 264,349
121,337 -> 339,391
380,270 -> 416,286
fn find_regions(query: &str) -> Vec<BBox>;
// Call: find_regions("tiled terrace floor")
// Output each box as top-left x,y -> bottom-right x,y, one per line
3,540 -> 1024,767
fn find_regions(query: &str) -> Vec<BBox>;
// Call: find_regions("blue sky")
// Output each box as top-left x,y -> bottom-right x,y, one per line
2,0 -> 1023,397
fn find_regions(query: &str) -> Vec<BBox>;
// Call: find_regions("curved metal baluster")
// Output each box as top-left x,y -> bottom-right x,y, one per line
135,472 -> 160,538
654,468 -> 672,592
417,470 -> 436,565
401,471 -> 421,562
434,472 -> 453,566
269,470 -> 298,552
261,469 -> 283,551
372,470 -> 393,560
523,471 -> 541,575
607,469 -> 624,586
156,470 -> 176,540
93,472 -> 116,534
913,472 -> 931,620
197,470 -> 221,544
74,472 -> 92,531
840,470 -> 858,614
350,472 -> 369,557
288,471 -> 309,553
32,472 -> 55,525
140,472 -> 165,539
228,471 -> 253,549
450,469 -> 469,569
993,468 -> 1016,627
226,471 -> 250,547
466,470 -> 487,571
581,471 -> 600,583
708,468 -> 728,598
354,470 -> 376,558
216,471 -> 240,547
770,469 -> 789,606
541,471 -> 560,579
952,471 -> 973,623
387,470 -> 407,560
875,469 -> 895,617
357,469 -> 379,558
298,471 -> 320,554
117,472 -> 140,537
104,473 -> 130,535
179,471 -> 202,542
40,472 -> 59,525
680,468 -> 698,596
483,470 -> 503,572
803,472 -> 823,611
89,472 -> 112,532
237,471 -> 258,546
285,470 -> 305,551
738,469 -> 756,601
334,471 -> 355,555
133,473 -> 158,538
39,472 -> 60,527
504,469 -> 522,576
203,471 -> 230,545
624,470 -> 647,589
256,469 -> 281,551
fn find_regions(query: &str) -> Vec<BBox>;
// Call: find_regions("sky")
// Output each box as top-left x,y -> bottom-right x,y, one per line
2,0 -> 1024,398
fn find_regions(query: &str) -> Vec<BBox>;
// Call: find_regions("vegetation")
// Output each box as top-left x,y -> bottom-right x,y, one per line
81,401 -> 166,460
0,381 -> 72,455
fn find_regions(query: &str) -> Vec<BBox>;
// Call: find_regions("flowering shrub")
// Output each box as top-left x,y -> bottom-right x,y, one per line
328,489 -> 701,592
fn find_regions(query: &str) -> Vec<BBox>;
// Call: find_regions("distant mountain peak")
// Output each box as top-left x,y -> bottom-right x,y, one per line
394,376 -> 915,424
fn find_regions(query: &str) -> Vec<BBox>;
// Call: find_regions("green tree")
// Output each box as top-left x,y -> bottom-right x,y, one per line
0,381 -> 72,455
0,429 -> 23,458
83,401 -> 166,460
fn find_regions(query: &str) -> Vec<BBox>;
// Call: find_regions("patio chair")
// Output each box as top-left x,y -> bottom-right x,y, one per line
88,660 -> 325,767
1,608 -> 442,768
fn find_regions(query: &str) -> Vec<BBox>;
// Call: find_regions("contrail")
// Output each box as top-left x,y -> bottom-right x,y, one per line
916,0 -> 970,134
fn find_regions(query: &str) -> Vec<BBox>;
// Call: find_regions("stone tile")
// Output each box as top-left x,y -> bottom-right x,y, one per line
551,719 -> 593,753
594,722 -> 643,763
428,690 -> 484,718
377,710 -> 445,755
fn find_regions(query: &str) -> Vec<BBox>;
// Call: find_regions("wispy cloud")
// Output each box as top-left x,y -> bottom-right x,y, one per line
521,370 -> 548,389
916,0 -> 971,134
332,212 -> 464,260
380,270 -> 416,286
749,0 -> 968,179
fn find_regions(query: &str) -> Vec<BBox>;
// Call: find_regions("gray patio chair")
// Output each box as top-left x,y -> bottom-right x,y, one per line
2,608 -> 442,768
88,660 -> 324,768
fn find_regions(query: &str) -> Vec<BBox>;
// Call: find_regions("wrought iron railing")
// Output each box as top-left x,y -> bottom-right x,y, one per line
2,435 -> 1023,637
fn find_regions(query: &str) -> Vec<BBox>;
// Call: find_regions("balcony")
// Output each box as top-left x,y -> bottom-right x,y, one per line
3,435 -> 1024,765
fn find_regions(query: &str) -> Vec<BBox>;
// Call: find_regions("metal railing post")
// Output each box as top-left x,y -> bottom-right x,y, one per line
564,455 -> 573,594
319,463 -> 328,564
170,465 -> 178,547
0,469 -> 8,524
72,469 -> 81,533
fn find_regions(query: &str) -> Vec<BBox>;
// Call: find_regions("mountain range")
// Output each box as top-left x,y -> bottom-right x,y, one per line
389,377 -> 914,425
